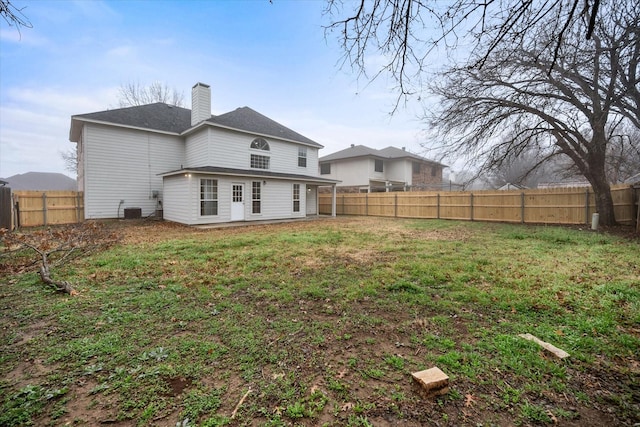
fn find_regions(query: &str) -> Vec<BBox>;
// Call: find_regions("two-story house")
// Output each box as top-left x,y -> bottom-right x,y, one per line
69,83 -> 338,225
319,145 -> 445,193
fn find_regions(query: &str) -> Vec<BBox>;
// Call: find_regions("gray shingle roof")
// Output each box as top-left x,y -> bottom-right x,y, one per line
72,103 -> 192,134
70,103 -> 322,147
320,144 -> 445,166
207,107 -> 321,147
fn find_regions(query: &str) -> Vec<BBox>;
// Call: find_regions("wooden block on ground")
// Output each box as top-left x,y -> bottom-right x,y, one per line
518,333 -> 570,359
412,367 -> 449,398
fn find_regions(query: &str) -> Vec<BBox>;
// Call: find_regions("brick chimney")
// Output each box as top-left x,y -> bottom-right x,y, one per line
191,82 -> 211,126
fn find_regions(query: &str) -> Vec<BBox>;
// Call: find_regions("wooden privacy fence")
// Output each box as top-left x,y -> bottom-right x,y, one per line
319,185 -> 637,226
8,191 -> 84,228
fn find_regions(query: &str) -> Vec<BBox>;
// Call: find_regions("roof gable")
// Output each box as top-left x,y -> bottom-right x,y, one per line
206,107 -> 321,147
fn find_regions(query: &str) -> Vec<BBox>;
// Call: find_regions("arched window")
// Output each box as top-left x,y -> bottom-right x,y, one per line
250,137 -> 270,151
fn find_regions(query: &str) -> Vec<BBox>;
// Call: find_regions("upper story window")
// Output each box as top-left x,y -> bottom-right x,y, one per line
298,147 -> 307,167
320,163 -> 331,175
413,162 -> 421,174
431,166 -> 438,177
375,159 -> 384,173
251,154 -> 270,169
250,137 -> 270,151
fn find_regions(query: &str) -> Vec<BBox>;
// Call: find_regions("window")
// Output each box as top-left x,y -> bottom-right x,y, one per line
320,163 -> 331,175
232,184 -> 242,203
298,147 -> 307,167
250,137 -> 270,151
431,166 -> 437,177
375,159 -> 384,172
251,154 -> 270,169
413,162 -> 421,174
252,181 -> 261,214
293,184 -> 300,212
200,179 -> 218,216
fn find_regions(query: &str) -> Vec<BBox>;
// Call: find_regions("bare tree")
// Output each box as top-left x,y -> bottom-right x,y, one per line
118,81 -> 185,108
605,122 -> 640,183
488,149 -> 561,189
1,0 -> 32,35
59,147 -> 78,176
324,0 -> 603,107
427,2 -> 639,226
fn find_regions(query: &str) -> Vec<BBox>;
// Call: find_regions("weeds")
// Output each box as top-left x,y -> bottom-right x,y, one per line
1,217 -> 638,426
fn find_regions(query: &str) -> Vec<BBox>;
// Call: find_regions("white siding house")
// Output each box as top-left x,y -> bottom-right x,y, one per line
319,145 -> 445,192
69,83 -> 337,225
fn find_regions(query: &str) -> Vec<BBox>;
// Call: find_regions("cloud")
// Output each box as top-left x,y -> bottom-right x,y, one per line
0,85 -> 120,177
106,45 -> 136,58
0,28 -> 50,46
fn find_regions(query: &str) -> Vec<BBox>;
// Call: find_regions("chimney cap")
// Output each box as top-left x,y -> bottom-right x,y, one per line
350,144 -> 355,147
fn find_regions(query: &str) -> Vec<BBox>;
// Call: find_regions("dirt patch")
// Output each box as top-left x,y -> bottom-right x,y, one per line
3,217 -> 638,426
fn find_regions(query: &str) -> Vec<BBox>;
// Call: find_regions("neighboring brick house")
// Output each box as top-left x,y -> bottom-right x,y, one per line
319,145 -> 446,193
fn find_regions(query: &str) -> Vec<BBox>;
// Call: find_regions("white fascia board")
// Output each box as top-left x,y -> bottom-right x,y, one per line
161,169 -> 339,185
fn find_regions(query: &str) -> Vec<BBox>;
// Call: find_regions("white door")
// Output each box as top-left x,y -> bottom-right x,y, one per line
231,183 -> 245,221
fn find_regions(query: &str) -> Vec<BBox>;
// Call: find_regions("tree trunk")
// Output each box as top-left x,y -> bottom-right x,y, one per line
590,178 -> 617,226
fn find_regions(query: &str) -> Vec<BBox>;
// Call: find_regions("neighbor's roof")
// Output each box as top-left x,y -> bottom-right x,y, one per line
69,103 -> 322,147
320,144 -> 446,166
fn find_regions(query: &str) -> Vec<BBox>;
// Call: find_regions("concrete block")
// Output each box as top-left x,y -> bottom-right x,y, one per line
412,367 -> 449,398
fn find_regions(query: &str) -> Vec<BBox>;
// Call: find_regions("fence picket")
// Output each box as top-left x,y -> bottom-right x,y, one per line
319,185 -> 636,226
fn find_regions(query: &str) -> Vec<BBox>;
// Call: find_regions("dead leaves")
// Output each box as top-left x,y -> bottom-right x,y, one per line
341,402 -> 354,411
464,393 -> 476,407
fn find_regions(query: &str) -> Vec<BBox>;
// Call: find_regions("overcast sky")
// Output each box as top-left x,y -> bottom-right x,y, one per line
0,0 -> 446,179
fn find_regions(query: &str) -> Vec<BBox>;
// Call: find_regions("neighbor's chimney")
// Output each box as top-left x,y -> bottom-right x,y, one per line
191,82 -> 211,126
350,144 -> 355,147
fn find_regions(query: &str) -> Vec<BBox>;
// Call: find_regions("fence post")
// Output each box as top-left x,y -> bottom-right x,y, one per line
76,192 -> 82,222
365,193 -> 368,216
437,193 -> 440,219
13,194 -> 20,228
470,193 -> 474,221
521,192 -> 525,224
394,193 -> 398,217
42,192 -> 48,226
585,189 -> 590,225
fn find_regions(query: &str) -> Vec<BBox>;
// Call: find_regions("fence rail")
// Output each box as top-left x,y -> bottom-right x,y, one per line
319,185 -> 637,226
7,191 -> 84,228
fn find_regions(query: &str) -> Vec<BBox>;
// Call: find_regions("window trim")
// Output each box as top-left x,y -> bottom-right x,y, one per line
293,183 -> 301,212
252,181 -> 261,214
250,137 -> 270,151
298,146 -> 307,168
250,153 -> 270,170
200,178 -> 218,216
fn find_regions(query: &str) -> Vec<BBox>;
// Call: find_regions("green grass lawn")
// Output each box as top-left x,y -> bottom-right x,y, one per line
1,217 -> 638,426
